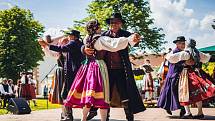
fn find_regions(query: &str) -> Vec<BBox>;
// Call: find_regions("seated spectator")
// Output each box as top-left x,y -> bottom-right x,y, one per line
0,78 -> 15,108
14,79 -> 22,98
8,79 -> 15,94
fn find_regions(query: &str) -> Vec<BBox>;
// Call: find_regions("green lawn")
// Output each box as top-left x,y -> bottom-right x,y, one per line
0,99 -> 61,115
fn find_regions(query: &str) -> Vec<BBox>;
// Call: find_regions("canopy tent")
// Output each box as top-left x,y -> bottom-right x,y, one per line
198,45 -> 215,62
199,45 -> 215,53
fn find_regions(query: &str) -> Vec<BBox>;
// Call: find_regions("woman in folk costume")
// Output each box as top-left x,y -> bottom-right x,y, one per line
177,39 -> 215,119
64,19 -> 139,121
142,59 -> 154,101
157,36 -> 187,117
20,73 -> 34,103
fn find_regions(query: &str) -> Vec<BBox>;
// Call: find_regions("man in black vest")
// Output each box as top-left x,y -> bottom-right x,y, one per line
0,78 -> 15,108
85,13 -> 146,121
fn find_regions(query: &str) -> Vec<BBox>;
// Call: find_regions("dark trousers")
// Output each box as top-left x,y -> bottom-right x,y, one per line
61,72 -> 74,119
109,69 -> 129,101
90,69 -> 133,120
1,94 -> 15,107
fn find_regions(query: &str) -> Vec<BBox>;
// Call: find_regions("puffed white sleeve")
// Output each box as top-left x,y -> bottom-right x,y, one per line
94,36 -> 133,52
42,46 -> 59,58
166,51 -> 190,63
199,52 -> 211,63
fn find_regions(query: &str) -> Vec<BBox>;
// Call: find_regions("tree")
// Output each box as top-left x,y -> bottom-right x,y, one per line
73,0 -> 166,52
0,6 -> 44,81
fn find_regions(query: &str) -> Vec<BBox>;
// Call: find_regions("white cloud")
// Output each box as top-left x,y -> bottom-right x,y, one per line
43,27 -> 66,39
188,18 -> 199,31
149,0 -> 215,49
200,14 -> 215,30
195,31 -> 215,48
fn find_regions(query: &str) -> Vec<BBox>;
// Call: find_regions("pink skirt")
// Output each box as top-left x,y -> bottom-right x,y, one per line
64,59 -> 109,109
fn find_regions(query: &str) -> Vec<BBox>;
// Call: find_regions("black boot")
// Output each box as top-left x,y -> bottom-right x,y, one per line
180,107 -> 186,118
87,107 -> 98,120
123,102 -> 134,121
166,110 -> 172,115
106,108 -> 110,121
124,108 -> 134,121
86,111 -> 97,120
61,106 -> 73,121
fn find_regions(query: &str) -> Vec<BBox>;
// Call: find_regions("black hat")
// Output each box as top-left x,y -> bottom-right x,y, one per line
65,30 -> 80,38
105,13 -> 126,25
173,36 -> 186,44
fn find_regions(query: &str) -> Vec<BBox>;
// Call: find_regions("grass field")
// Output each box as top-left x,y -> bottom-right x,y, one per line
0,99 -> 61,115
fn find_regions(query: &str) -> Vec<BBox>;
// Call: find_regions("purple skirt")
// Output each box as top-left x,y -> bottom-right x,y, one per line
157,75 -> 181,111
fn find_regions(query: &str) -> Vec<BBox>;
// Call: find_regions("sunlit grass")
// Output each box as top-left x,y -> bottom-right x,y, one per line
0,99 -> 61,115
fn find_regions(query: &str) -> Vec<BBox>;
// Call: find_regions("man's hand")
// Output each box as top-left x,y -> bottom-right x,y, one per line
38,38 -> 48,47
131,33 -> 141,43
84,47 -> 95,56
59,37 -> 69,45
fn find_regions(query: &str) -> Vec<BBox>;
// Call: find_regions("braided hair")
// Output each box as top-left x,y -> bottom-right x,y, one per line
85,19 -> 100,48
187,39 -> 201,67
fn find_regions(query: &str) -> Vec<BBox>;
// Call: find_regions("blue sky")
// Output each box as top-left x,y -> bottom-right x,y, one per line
0,0 -> 214,49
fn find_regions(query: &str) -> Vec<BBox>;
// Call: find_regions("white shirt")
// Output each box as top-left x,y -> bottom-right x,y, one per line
165,51 -> 211,64
83,34 -> 136,52
0,84 -> 13,95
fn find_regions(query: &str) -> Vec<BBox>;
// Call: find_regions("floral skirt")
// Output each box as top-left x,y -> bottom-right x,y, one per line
179,68 -> 215,106
64,59 -> 109,109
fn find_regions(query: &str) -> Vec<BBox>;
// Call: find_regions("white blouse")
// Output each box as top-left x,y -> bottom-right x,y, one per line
166,50 -> 211,64
83,34 -> 136,52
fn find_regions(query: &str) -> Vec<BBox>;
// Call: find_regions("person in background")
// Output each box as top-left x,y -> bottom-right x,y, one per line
38,30 -> 84,121
8,79 -> 15,94
14,79 -> 22,98
0,78 -> 15,108
142,60 -> 154,101
157,48 -> 172,93
28,74 -> 37,106
20,73 -> 33,104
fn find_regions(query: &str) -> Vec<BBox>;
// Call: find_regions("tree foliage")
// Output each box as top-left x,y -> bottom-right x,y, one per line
0,6 -> 44,81
73,0 -> 166,52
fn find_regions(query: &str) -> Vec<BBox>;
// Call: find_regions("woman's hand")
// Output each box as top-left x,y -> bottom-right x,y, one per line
84,47 -> 95,56
38,38 -> 48,47
185,59 -> 195,65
